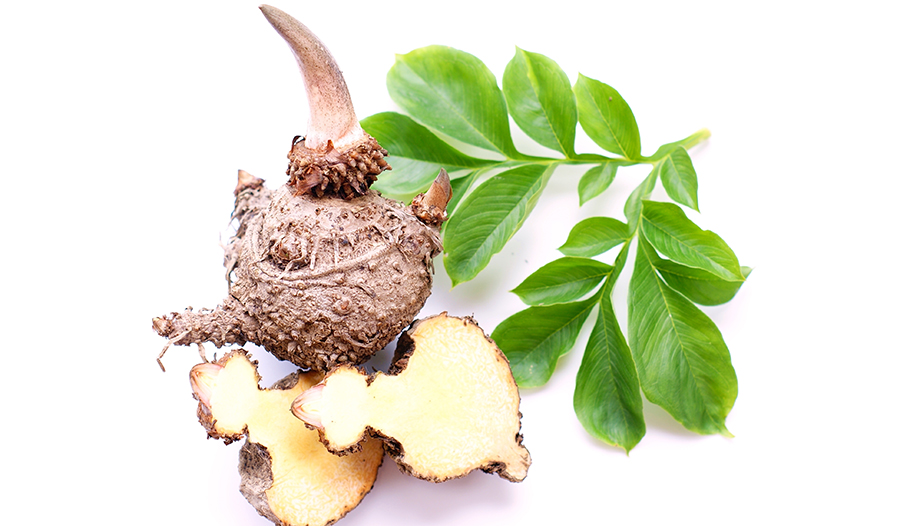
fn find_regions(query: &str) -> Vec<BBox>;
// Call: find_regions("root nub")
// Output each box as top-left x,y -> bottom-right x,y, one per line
152,298 -> 259,371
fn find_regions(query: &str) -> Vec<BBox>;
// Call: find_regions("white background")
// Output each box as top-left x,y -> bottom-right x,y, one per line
2,0 -> 898,524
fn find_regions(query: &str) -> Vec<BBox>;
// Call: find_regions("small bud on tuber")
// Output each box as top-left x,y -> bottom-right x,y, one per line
411,168 -> 452,225
235,169 -> 265,195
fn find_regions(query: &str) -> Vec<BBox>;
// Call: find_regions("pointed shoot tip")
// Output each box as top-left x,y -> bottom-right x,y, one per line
258,4 -> 362,150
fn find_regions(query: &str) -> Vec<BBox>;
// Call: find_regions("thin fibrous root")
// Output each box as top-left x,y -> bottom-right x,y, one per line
156,330 -> 190,372
156,330 -> 202,372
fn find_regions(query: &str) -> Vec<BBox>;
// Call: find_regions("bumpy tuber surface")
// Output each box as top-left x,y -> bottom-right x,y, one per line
153,6 -> 451,372
189,350 -> 383,526
292,313 -> 531,483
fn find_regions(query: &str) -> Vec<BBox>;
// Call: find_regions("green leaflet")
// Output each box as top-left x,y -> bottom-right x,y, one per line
624,168 -> 659,229
574,281 -> 645,452
628,237 -> 738,435
657,147 -> 699,211
362,112 -> 494,171
559,217 -> 629,257
446,169 -> 482,216
640,200 -> 743,282
387,46 -> 518,157
363,112 -> 493,201
654,249 -> 753,306
511,257 -> 613,306
372,44 -> 745,449
503,48 -> 577,158
443,163 -> 556,285
658,262 -> 752,306
574,74 -> 641,160
578,162 -> 618,205
492,296 -> 597,388
369,158 -> 456,201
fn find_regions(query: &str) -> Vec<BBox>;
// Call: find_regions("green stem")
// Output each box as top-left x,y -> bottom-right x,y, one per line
679,128 -> 712,151
505,128 -> 711,167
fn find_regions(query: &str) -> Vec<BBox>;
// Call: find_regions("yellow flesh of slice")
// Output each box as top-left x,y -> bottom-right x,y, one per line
314,314 -> 530,481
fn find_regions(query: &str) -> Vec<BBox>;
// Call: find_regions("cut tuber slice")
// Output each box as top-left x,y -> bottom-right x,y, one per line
189,350 -> 383,526
292,313 -> 531,483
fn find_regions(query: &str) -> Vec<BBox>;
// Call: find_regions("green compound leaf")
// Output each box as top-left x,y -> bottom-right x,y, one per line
640,200 -> 743,282
574,283 -> 645,452
628,237 -> 738,435
368,44 -> 740,447
511,257 -> 613,306
574,74 -> 641,160
559,217 -> 629,257
388,46 -> 518,157
493,297 -> 597,388
657,146 -> 699,212
578,162 -> 618,206
443,163 -> 557,285
503,47 -> 577,158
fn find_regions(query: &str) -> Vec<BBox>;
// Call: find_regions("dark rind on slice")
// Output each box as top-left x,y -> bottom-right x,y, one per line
238,442 -> 282,526
240,432 -> 384,526
287,134 -> 390,199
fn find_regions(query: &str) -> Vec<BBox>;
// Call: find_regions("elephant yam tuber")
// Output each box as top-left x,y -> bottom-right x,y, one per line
153,5 -> 451,372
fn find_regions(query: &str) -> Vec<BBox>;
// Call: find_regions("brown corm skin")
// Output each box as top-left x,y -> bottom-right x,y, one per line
155,172 -> 444,371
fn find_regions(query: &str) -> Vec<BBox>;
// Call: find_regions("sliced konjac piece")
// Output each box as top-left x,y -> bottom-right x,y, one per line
292,313 -> 531,482
189,350 -> 383,526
